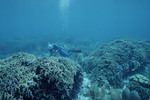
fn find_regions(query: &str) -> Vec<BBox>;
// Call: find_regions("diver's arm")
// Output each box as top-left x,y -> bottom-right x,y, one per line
53,45 -> 61,50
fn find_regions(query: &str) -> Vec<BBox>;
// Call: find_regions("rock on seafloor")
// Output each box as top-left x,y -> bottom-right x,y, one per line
0,52 -> 82,100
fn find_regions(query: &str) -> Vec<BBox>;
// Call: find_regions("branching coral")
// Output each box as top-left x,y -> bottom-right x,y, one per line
33,57 -> 82,99
0,52 -> 82,100
83,39 -> 150,88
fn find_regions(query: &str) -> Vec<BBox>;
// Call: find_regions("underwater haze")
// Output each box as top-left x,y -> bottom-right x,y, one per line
1,1 -> 150,100
0,0 -> 150,41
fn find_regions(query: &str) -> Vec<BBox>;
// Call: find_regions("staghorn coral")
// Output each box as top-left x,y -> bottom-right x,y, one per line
0,52 -> 82,100
32,57 -> 82,99
0,52 -> 36,99
0,92 -> 16,100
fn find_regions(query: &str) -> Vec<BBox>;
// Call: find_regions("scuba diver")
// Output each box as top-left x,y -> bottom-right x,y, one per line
48,42 -> 81,57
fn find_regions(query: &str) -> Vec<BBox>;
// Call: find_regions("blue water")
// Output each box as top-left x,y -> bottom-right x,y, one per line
0,0 -> 150,41
0,1 -> 150,99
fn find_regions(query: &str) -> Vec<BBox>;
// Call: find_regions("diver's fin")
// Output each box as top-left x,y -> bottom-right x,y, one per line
68,50 -> 81,53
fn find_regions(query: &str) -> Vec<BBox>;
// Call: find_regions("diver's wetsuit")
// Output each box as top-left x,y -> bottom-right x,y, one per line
51,45 -> 72,57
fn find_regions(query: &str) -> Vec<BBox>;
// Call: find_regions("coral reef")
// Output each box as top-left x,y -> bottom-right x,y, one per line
85,82 -> 110,100
145,65 -> 150,79
128,74 -> 150,100
0,92 -> 16,100
85,82 -> 108,100
83,39 -> 150,88
0,52 -> 82,100
85,82 -> 141,100
122,87 -> 141,100
0,36 -> 98,63
1,39 -> 150,100
122,87 -> 130,100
